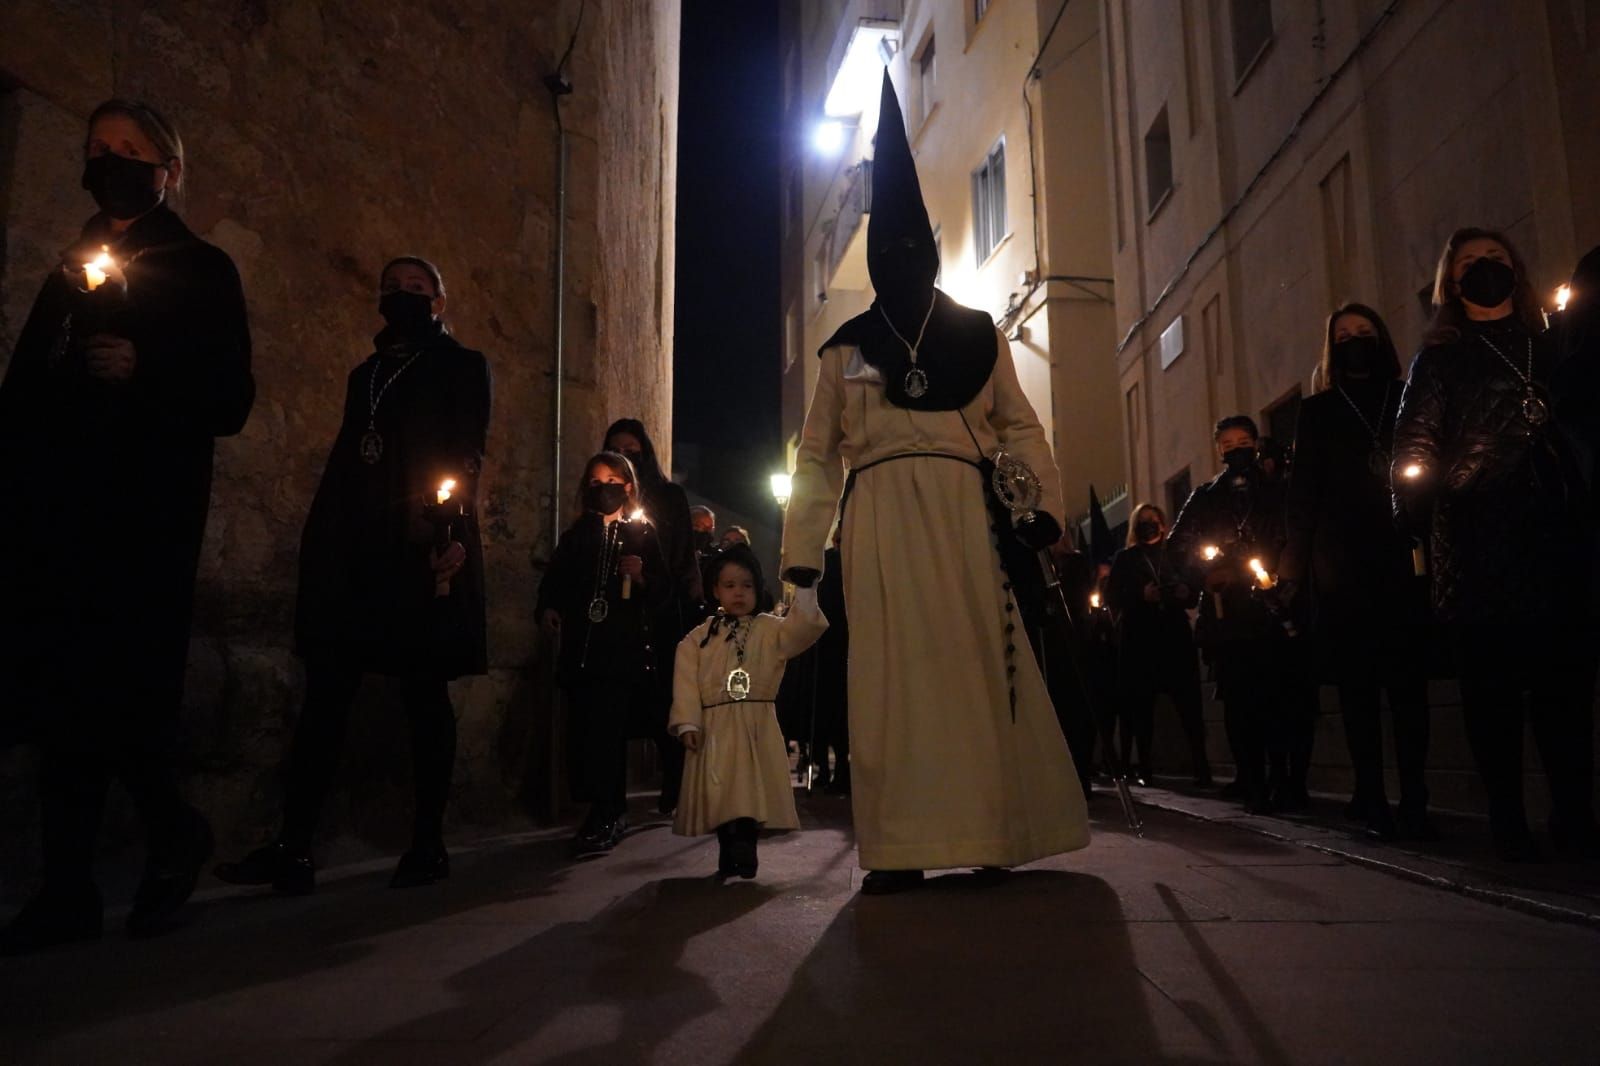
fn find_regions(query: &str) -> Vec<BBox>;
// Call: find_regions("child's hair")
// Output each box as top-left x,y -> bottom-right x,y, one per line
574,451 -> 644,519
706,544 -> 767,605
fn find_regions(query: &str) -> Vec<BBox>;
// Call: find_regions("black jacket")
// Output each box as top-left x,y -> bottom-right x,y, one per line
1105,542 -> 1197,661
0,205 -> 253,737
294,329 -> 491,679
1168,467 -> 1289,643
537,514 -> 672,727
1392,317 -> 1593,627
1283,382 -> 1424,632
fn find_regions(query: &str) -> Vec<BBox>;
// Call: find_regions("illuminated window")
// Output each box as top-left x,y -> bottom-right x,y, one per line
972,138 -> 1007,265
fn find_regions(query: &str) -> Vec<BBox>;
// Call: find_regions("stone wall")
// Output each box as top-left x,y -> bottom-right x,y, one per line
0,0 -> 680,894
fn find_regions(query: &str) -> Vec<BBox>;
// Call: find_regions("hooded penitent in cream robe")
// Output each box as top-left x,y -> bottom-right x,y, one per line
779,72 -> 1088,872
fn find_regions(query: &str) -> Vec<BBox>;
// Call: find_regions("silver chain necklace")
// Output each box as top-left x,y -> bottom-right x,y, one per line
877,296 -> 937,400
1475,332 -> 1549,426
1335,380 -> 1394,478
359,351 -> 424,464
724,614 -> 753,700
587,519 -> 621,624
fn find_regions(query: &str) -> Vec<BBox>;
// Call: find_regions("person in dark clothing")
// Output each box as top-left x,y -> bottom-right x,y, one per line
1169,416 -> 1297,813
1036,535 -> 1106,800
537,452 -> 672,855
214,256 -> 490,895
0,100 -> 254,953
812,546 -> 853,794
603,419 -> 700,814
1106,504 -> 1211,788
1393,228 -> 1600,862
1282,303 -> 1434,840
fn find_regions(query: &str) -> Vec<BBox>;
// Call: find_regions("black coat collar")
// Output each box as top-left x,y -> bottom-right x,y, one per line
821,290 -> 998,411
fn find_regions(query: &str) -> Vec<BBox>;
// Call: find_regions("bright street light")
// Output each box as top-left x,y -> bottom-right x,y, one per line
812,119 -> 846,156
770,473 -> 793,508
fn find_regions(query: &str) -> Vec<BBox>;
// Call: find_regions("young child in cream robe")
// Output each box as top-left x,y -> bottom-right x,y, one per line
671,545 -> 827,878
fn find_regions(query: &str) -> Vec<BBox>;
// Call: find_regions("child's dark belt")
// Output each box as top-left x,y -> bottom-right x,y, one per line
700,699 -> 776,710
838,452 -> 981,517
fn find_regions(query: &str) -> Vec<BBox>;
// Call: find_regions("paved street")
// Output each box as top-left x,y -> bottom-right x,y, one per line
4,792 -> 1599,1065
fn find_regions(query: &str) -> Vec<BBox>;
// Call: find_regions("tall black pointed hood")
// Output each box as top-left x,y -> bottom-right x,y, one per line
820,70 -> 999,412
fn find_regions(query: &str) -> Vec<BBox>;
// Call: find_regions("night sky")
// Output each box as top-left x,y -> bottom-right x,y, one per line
672,0 -> 782,518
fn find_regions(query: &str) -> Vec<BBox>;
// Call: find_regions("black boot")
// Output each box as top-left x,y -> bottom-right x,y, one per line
715,822 -> 738,878
731,818 -> 759,879
128,807 -> 215,938
214,841 -> 316,895
0,883 -> 102,956
391,843 -> 451,888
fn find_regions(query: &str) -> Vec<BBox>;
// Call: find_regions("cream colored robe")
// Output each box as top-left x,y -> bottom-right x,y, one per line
780,328 -> 1090,870
669,589 -> 829,837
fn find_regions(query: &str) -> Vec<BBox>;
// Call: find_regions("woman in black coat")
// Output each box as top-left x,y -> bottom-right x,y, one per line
1105,504 -> 1210,788
0,100 -> 254,953
1282,304 -> 1433,840
1393,228 -> 1598,861
538,452 -> 672,854
602,419 -> 700,812
215,255 -> 490,894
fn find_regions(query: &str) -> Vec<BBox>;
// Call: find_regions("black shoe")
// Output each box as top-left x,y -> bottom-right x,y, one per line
1363,807 -> 1398,841
0,885 -> 103,956
1246,786 -> 1275,815
215,841 -> 316,895
861,869 -> 925,895
1129,766 -> 1151,788
391,845 -> 450,889
825,766 -> 852,795
128,810 -> 215,938
572,813 -> 627,857
1395,806 -> 1440,843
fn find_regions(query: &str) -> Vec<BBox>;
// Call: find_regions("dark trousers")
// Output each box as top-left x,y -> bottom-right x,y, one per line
1333,630 -> 1430,813
37,659 -> 196,894
281,662 -> 457,852
1454,625 -> 1597,842
654,732 -> 685,809
1116,642 -> 1209,778
1214,634 -> 1293,792
566,677 -> 630,819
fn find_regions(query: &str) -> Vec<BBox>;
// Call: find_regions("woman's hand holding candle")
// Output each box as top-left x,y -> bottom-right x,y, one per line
84,334 -> 136,382
618,554 -> 644,599
431,540 -> 466,597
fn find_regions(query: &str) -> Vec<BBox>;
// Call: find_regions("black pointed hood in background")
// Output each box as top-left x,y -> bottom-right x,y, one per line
820,70 -> 998,412
866,69 -> 938,302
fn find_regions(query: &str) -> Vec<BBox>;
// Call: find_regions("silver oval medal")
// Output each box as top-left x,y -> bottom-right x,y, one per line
587,597 -> 609,624
1523,393 -> 1550,426
904,366 -> 929,399
359,430 -> 384,464
726,667 -> 752,701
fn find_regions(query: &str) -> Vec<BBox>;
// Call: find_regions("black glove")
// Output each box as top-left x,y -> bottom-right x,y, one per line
783,567 -> 820,589
1015,512 -> 1062,552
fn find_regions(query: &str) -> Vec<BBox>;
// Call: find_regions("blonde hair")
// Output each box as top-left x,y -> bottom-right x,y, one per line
87,98 -> 185,205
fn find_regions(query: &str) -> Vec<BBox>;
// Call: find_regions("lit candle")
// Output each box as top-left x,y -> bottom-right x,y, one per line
1248,557 -> 1274,590
436,478 -> 456,505
83,246 -> 115,291
1401,463 -> 1423,481
430,479 -> 461,598
1201,544 -> 1221,562
620,509 -> 644,600
1555,285 -> 1572,313
1089,592 -> 1102,611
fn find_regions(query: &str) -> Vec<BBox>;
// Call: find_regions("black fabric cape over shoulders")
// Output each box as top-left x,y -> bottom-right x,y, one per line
820,290 -> 998,411
0,204 -> 254,740
294,326 -> 491,680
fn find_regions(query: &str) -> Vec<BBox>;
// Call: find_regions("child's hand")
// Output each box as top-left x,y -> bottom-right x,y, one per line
680,730 -> 701,752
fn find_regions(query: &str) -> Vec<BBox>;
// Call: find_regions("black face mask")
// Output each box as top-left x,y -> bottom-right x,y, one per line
1222,447 -> 1257,473
1332,335 -> 1383,377
1457,257 -> 1516,309
378,289 -> 436,334
82,152 -> 165,220
1134,520 -> 1161,543
692,530 -> 714,553
582,482 -> 629,515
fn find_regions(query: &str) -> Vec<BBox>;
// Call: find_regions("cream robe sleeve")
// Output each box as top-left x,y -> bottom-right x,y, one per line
668,628 -> 706,736
775,586 -> 829,660
987,327 -> 1065,525
780,347 -> 846,578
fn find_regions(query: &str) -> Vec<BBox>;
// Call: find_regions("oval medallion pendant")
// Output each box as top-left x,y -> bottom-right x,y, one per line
359,430 -> 384,464
1368,448 -> 1391,479
903,366 -> 929,399
1522,392 -> 1550,426
726,667 -> 752,701
587,597 -> 609,624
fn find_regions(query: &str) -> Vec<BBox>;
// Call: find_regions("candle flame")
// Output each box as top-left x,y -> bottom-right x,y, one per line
1555,285 -> 1572,312
1201,544 -> 1221,561
1248,557 -> 1274,589
1089,592 -> 1102,610
83,245 -> 114,291
629,508 -> 645,522
436,478 -> 456,505
1401,463 -> 1422,480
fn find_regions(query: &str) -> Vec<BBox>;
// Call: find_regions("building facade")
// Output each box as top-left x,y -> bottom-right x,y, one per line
0,0 -> 680,881
778,0 -> 1125,537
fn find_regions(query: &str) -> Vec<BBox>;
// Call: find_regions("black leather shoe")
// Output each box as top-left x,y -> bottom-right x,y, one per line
215,842 -> 316,895
0,885 -> 103,956
391,845 -> 450,889
128,812 -> 215,938
861,869 -> 924,895
1363,808 -> 1398,841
